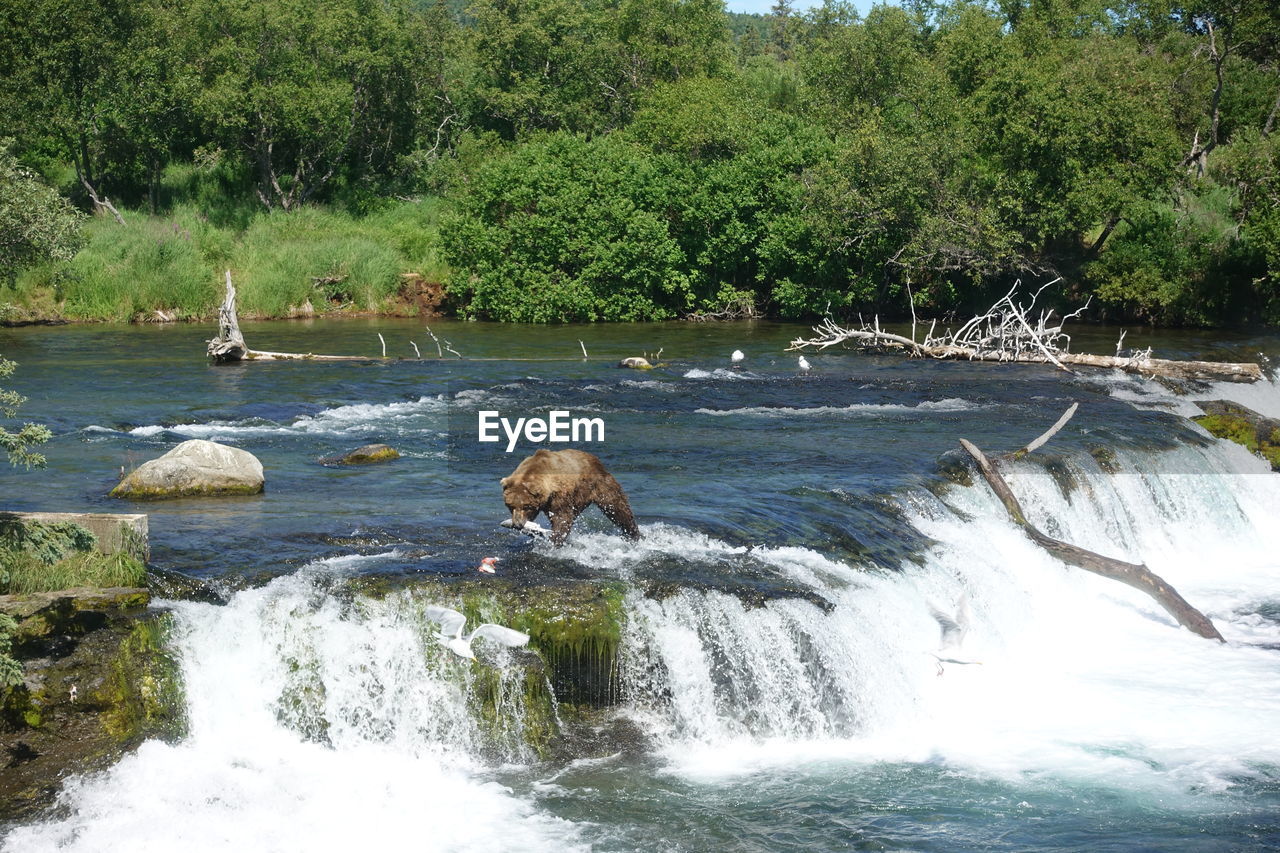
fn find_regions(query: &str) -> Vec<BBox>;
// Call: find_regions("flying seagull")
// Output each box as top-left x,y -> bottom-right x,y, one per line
424,605 -> 530,660
731,349 -> 745,363
798,355 -> 811,371
928,593 -> 981,676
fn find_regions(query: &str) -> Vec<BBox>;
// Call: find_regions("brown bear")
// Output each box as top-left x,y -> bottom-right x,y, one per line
501,448 -> 641,545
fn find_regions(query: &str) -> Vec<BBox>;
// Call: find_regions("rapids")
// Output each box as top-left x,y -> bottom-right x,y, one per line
2,319 -> 1279,850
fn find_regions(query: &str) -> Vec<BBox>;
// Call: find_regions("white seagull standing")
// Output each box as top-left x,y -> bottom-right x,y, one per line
424,605 -> 530,660
798,355 -> 811,371
731,349 -> 745,364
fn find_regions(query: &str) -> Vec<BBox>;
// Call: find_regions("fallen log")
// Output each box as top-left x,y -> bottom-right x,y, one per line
958,415 -> 1224,642
788,282 -> 1264,383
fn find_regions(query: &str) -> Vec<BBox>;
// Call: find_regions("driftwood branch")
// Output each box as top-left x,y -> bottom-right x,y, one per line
788,282 -> 1264,383
76,171 -> 126,226
1013,402 -> 1077,459
958,414 -> 1223,642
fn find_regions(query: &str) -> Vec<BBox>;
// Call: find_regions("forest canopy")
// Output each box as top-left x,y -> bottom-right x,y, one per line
1,0 -> 1278,325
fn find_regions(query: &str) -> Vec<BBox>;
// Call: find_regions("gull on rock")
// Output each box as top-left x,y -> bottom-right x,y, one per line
798,356 -> 811,371
424,605 -> 529,660
731,349 -> 745,363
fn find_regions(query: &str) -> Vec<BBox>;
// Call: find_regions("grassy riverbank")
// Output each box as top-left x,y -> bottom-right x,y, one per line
4,182 -> 450,325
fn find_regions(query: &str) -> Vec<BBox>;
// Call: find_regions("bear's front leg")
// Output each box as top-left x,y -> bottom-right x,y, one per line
547,507 -> 577,546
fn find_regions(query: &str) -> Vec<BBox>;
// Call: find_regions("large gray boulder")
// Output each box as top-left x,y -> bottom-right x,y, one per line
110,439 -> 264,499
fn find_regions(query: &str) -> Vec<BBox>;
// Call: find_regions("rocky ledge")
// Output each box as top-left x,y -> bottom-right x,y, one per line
1193,399 -> 1280,470
0,587 -> 186,820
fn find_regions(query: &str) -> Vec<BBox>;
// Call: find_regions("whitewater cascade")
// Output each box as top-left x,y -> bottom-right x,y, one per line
9,414 -> 1280,848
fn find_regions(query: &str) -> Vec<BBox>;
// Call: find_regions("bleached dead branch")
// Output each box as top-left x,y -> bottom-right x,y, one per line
787,281 -> 1263,383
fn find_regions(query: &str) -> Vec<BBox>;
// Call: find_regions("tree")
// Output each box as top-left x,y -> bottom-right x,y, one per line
460,0 -> 730,138
188,0 -> 430,210
1173,0 -> 1280,175
0,0 -> 143,212
0,140 -> 84,286
442,132 -> 692,322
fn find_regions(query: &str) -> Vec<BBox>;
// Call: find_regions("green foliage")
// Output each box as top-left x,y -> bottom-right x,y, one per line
0,519 -> 144,595
189,0 -> 434,210
2,0 -> 1280,326
443,75 -> 846,322
0,357 -> 52,469
1086,184 -> 1261,324
1194,412 -> 1280,469
462,0 -> 731,138
444,132 -> 690,321
0,613 -> 21,688
1213,128 -> 1280,318
10,168 -> 450,321
0,140 -> 84,284
0,519 -> 97,566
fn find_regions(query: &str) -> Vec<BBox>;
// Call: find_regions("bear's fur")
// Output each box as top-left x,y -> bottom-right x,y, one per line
501,449 -> 640,545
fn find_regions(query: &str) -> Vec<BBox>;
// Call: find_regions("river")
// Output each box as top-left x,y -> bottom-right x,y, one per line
2,318 -> 1279,851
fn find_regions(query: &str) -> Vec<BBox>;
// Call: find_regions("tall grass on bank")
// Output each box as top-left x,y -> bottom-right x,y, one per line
0,519 -> 145,594
7,163 -> 449,322
1,549 -> 146,595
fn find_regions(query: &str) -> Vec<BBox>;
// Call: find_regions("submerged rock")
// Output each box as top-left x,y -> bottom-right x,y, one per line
0,589 -> 186,820
319,443 -> 401,466
110,439 -> 264,500
1193,400 -> 1280,471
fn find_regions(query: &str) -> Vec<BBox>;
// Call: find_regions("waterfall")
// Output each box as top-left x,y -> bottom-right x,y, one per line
4,554 -> 582,853
616,438 -> 1280,792
7,433 -> 1280,849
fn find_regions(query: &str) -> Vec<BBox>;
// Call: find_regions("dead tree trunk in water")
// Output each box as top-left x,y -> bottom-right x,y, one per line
205,271 -> 463,363
207,271 -> 248,362
958,415 -> 1224,642
206,271 -> 391,362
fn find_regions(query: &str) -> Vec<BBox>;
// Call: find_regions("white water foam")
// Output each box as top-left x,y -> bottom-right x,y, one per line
1099,372 -> 1280,421
3,561 -> 583,853
682,368 -> 762,380
1188,376 -> 1280,419
617,440 -> 1280,800
694,398 -> 979,417
13,432 -> 1280,839
126,396 -> 447,440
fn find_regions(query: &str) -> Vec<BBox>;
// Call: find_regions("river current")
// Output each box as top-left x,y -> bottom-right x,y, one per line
2,318 -> 1279,851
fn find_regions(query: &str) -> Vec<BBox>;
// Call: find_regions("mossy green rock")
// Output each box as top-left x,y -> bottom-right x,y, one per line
320,443 -> 401,465
0,594 -> 186,820
0,587 -> 150,649
111,439 -> 264,500
1193,400 -> 1280,471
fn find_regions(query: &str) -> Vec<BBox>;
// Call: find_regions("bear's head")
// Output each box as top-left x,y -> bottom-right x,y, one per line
500,475 -> 544,527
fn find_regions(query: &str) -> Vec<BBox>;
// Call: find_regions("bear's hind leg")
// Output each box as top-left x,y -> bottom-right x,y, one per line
596,490 -> 641,540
